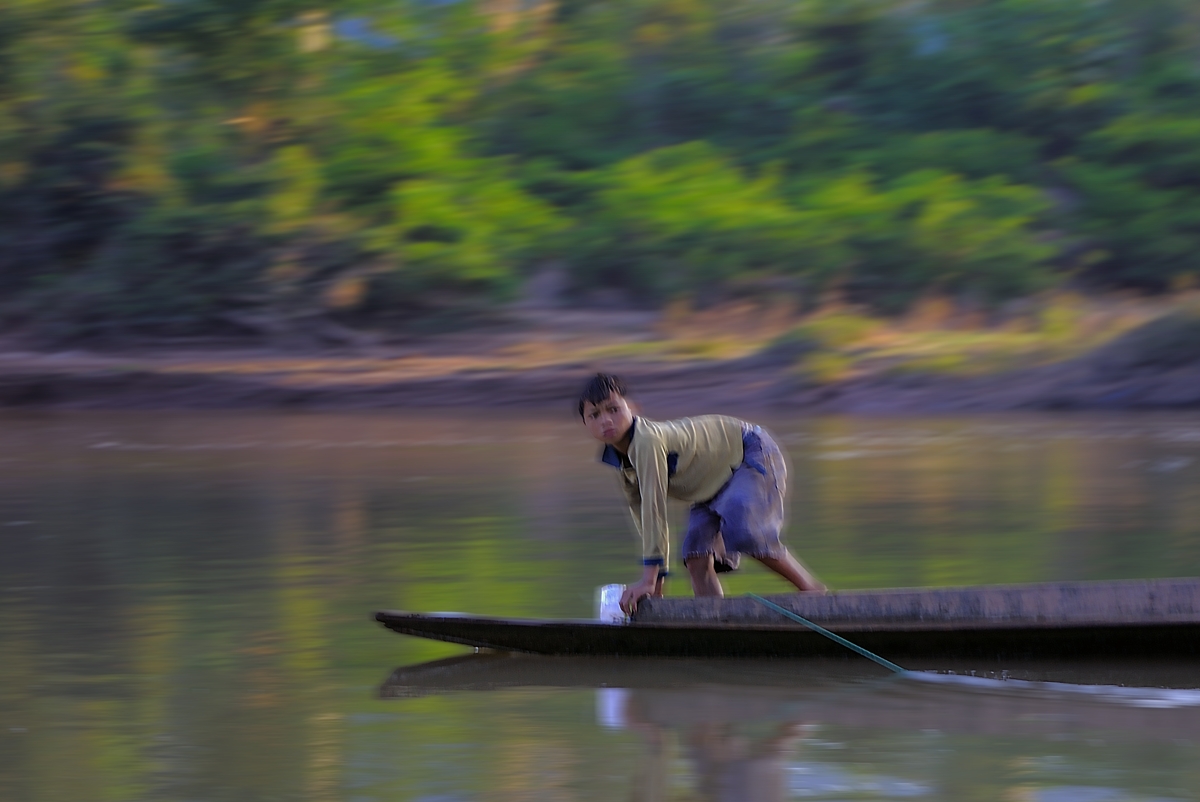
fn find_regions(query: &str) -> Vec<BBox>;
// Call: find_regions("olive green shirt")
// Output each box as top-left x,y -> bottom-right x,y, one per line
601,415 -> 745,568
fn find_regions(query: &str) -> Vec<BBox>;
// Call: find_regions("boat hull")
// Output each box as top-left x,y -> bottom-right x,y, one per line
375,577 -> 1200,660
374,611 -> 1200,659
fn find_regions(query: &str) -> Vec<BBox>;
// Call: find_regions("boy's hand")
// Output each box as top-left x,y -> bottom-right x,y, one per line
619,579 -> 656,614
620,566 -> 665,615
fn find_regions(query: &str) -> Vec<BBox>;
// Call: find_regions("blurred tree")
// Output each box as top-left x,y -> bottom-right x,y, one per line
573,142 -> 809,299
795,169 -> 1056,309
1,0 -> 1199,339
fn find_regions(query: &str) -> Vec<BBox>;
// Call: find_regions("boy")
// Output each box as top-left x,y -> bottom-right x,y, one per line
579,373 -> 825,614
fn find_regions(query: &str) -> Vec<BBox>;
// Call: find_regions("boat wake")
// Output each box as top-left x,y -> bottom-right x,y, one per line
903,669 -> 1200,709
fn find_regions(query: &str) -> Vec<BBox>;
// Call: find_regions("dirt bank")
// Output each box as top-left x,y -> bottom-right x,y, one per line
1,346 -> 1197,415
1,308 -> 1197,413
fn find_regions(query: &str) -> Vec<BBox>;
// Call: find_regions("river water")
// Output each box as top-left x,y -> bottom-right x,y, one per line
2,410 -> 1200,801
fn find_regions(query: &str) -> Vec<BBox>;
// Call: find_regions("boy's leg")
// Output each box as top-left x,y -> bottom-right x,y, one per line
685,554 -> 724,597
714,425 -> 827,593
682,505 -> 724,598
756,549 -> 826,593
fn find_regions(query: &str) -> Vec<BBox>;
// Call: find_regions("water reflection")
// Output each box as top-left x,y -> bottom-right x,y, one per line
3,410 -> 1200,800
619,694 -> 818,802
381,654 -> 1200,801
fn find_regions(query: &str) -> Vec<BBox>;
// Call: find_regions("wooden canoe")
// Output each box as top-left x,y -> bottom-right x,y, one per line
375,576 -> 1200,660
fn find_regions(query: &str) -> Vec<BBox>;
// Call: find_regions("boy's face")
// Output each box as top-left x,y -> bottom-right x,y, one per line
582,392 -> 634,446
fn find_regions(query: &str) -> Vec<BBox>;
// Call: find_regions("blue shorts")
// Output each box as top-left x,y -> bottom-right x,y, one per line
681,424 -> 788,569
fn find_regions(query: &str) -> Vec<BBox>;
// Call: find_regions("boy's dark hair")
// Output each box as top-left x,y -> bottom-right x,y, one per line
577,373 -> 628,418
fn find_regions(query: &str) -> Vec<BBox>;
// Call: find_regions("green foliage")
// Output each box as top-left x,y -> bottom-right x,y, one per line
26,206 -> 270,340
264,146 -> 323,233
789,170 -> 1057,309
888,352 -> 973,377
1061,160 -> 1200,288
1061,112 -> 1200,288
575,142 -> 807,298
866,129 -> 1043,184
1086,114 -> 1200,189
374,163 -> 567,295
1038,295 -> 1086,343
798,350 -> 853,384
759,312 -> 875,375
478,38 -> 641,169
794,313 -> 877,350
3,0 -> 1200,339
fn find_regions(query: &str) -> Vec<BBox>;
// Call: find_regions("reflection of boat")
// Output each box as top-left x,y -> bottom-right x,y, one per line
379,652 -> 870,698
380,652 -> 1200,743
375,577 -> 1200,660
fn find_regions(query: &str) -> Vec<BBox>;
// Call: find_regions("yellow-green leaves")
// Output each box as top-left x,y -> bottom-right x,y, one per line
376,164 -> 567,293
267,146 -> 323,233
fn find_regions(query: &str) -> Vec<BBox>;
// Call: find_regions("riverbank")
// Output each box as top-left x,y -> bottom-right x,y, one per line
1,302 -> 1198,414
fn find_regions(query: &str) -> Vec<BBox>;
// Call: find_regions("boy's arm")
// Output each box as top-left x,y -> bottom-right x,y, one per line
621,443 -> 670,614
634,442 -> 671,569
619,483 -> 662,614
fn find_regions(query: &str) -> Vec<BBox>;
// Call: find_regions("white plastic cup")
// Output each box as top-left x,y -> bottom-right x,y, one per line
595,584 -> 627,624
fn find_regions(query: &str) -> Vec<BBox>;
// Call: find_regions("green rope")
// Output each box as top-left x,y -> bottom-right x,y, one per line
747,593 -> 906,674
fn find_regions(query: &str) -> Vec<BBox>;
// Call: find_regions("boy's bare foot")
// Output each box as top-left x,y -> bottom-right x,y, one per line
757,552 -> 825,593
